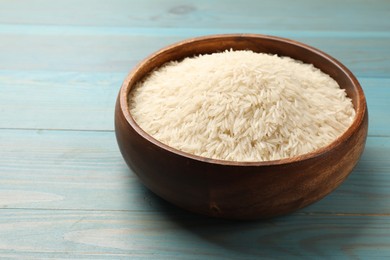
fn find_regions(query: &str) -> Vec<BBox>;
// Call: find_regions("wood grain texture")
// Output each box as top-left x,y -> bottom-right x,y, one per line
1,129 -> 389,215
0,0 -> 388,32
0,0 -> 389,257
0,33 -> 388,77
115,34 -> 369,219
1,209 -> 390,259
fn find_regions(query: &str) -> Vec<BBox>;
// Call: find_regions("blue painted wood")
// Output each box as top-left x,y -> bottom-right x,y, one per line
0,0 -> 389,258
1,209 -> 390,258
0,0 -> 388,32
0,71 -> 124,131
0,129 -> 389,215
0,33 -> 388,77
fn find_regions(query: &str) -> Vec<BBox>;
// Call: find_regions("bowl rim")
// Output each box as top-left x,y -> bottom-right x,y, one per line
118,33 -> 367,166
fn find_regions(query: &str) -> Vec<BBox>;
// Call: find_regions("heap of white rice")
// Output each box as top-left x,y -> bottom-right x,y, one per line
129,50 -> 355,162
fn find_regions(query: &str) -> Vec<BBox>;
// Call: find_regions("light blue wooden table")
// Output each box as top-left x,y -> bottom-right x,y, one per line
0,0 -> 389,258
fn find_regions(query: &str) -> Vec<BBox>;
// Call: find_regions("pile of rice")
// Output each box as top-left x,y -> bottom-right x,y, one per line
129,50 -> 355,162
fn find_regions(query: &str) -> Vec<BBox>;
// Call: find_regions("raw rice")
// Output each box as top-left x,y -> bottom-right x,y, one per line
129,50 -> 355,162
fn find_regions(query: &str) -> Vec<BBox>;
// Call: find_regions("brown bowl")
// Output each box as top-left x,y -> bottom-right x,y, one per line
115,34 -> 368,220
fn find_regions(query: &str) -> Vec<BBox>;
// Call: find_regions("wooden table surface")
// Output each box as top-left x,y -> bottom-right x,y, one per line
0,0 -> 389,259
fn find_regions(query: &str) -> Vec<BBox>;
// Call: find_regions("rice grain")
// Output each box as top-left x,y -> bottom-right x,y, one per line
129,50 -> 355,162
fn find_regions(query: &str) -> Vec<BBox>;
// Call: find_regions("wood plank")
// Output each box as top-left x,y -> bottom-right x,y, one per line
0,209 -> 390,258
0,71 -> 124,131
0,0 -> 388,32
1,72 -> 388,136
0,129 -> 389,214
0,32 -> 389,77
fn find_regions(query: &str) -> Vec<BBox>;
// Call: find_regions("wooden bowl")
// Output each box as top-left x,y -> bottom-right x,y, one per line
115,34 -> 368,220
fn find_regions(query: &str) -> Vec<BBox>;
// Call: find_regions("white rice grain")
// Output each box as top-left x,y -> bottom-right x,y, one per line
129,50 -> 355,162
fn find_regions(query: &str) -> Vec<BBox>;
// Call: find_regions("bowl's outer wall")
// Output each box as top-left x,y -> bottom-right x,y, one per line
115,35 -> 369,219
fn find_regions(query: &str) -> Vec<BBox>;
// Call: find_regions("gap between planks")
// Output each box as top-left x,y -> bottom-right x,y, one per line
1,207 -> 390,217
0,127 -> 114,133
1,24 -> 390,38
